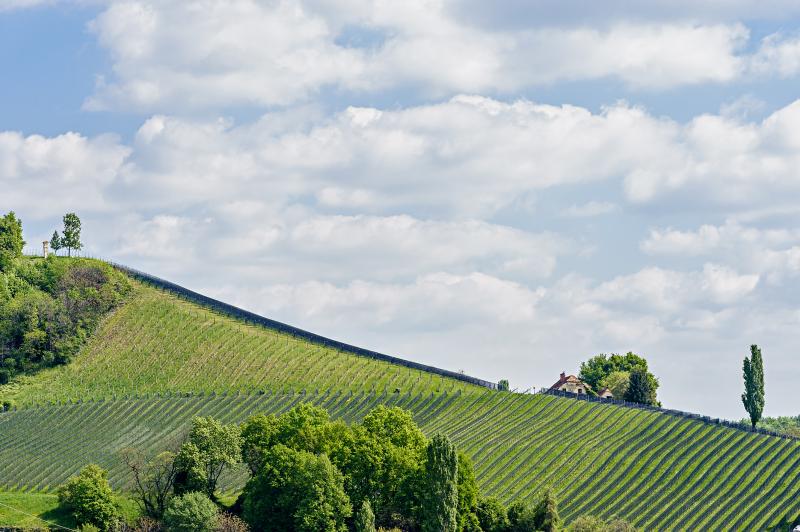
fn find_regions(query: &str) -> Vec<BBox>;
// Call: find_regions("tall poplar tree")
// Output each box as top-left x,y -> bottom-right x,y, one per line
742,344 -> 765,429
420,433 -> 458,532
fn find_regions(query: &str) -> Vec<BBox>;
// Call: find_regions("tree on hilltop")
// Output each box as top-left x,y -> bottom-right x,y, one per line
61,212 -> 83,257
742,344 -> 765,429
50,231 -> 62,255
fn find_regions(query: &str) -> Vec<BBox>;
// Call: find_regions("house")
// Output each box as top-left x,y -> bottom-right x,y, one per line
550,372 -> 592,395
598,387 -> 614,399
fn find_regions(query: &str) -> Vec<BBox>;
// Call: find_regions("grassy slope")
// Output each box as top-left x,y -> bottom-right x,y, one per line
1,282 -> 476,407
1,276 -> 799,530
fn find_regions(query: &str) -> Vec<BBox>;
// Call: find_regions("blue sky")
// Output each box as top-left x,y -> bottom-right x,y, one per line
3,0 -> 800,418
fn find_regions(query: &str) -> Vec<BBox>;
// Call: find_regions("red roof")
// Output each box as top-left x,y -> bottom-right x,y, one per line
550,372 -> 592,391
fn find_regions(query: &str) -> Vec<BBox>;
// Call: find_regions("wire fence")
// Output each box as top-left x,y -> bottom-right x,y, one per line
537,388 -> 799,441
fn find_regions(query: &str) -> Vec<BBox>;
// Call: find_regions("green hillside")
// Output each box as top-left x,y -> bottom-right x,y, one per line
0,282 -> 477,407
2,392 -> 799,530
1,267 -> 799,530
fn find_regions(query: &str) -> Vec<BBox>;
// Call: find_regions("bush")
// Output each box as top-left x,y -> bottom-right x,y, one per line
163,492 -> 219,532
57,464 -> 120,531
476,497 -> 509,532
354,499 -> 376,532
216,512 -> 250,532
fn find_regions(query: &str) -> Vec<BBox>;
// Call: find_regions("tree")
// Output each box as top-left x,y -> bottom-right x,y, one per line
476,497 -> 509,532
507,500 -> 538,532
354,499 -> 376,532
162,492 -> 219,532
497,379 -> 510,391
175,417 -> 242,499
742,344 -> 765,429
579,353 -> 658,402
61,212 -> 82,257
623,367 -> 657,406
50,231 -> 62,255
240,413 -> 279,475
121,447 -> 180,518
533,487 -> 560,532
243,444 -> 351,532
0,211 -> 25,272
57,464 -> 120,531
599,371 -> 630,399
567,515 -> 640,531
419,433 -> 459,532
456,452 -> 480,531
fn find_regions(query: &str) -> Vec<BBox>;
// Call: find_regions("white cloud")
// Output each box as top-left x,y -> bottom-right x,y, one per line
80,1 -> 800,111
0,131 -> 130,217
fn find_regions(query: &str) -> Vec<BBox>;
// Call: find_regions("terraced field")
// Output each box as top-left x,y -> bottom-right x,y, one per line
1,391 -> 799,530
0,283 -> 477,407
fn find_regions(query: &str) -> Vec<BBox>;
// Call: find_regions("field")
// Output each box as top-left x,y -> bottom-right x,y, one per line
2,391 -> 799,530
0,283 -> 477,408
1,270 -> 799,530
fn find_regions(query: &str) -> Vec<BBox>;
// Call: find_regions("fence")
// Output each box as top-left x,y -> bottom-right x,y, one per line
537,388 -> 799,441
106,261 -> 498,390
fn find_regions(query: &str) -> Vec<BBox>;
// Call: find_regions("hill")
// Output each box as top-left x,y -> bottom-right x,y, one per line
0,280 -> 482,408
1,263 -> 799,530
2,391 -> 799,530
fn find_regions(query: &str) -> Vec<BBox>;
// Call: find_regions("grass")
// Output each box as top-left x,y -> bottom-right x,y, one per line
1,392 -> 798,530
0,491 -> 76,530
1,283 -> 478,408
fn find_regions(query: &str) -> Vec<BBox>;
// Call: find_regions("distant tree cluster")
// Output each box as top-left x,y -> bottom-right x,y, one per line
579,352 -> 659,406
0,211 -> 129,388
50,212 -> 83,257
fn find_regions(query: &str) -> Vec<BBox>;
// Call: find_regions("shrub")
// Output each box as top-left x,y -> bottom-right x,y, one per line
476,497 -> 509,532
354,499 -> 376,532
216,512 -> 250,532
57,464 -> 120,531
162,492 -> 219,532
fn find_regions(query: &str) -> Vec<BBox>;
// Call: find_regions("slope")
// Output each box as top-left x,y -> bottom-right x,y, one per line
1,281 -> 483,408
1,392 -> 799,530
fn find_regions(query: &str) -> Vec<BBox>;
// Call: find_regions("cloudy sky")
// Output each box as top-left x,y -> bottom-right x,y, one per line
3,0 -> 800,418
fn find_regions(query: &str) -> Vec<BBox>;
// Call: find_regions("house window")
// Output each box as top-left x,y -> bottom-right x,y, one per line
578,388 -> 583,394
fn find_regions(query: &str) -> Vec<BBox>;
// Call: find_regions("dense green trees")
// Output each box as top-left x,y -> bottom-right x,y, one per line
742,344 -> 765,428
353,500 -> 376,532
580,353 -> 659,405
57,464 -> 120,531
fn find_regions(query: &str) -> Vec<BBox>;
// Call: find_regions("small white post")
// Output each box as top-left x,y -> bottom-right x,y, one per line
42,240 -> 49,258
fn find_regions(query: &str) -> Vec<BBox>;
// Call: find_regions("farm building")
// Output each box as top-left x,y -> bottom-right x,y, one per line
550,372 -> 592,395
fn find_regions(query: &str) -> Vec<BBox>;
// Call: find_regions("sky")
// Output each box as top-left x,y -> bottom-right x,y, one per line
2,0 -> 800,419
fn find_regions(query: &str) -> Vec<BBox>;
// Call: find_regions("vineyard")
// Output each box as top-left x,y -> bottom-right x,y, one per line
0,283 -> 478,407
1,391 -> 799,530
1,267 -> 799,530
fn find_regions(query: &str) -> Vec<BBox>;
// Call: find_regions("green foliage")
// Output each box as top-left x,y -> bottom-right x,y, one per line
507,500 -> 538,532
175,417 -> 242,499
121,447 -> 179,518
623,367 -> 658,406
241,413 -> 280,475
354,499 -> 376,532
742,344 -> 765,429
243,444 -> 351,532
61,213 -> 83,257
579,353 -> 658,403
419,433 -> 459,532
476,497 -> 509,532
755,415 -> 800,437
50,231 -> 62,253
567,515 -> 640,531
598,371 -> 629,399
162,492 -> 218,532
456,452 -> 480,531
497,379 -> 510,391
0,256 -> 130,384
0,212 -> 24,272
534,487 -> 560,532
57,464 -> 119,531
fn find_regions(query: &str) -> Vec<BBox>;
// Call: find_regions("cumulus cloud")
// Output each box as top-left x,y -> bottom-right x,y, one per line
0,131 -> 130,217
79,0 -> 800,111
